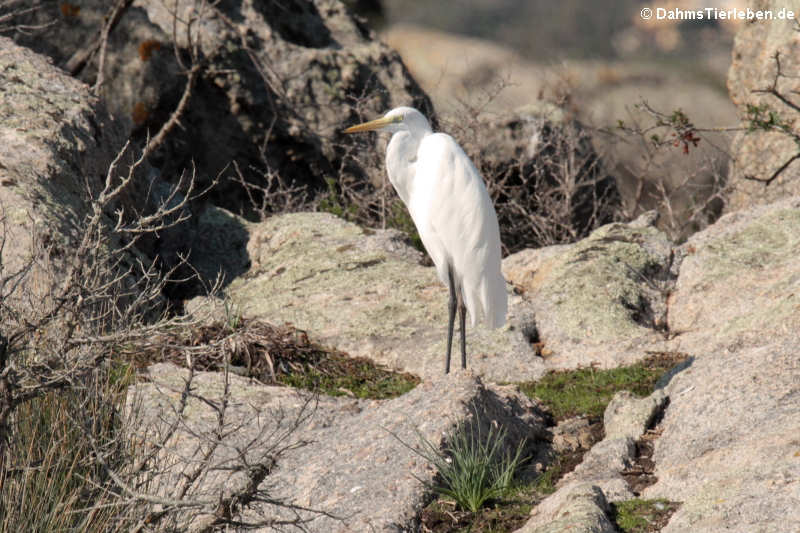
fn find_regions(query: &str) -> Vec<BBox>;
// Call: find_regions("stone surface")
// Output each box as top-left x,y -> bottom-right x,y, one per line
516,482 -> 617,533
505,215 -> 675,370
639,196 -> 800,532
382,24 -> 548,115
644,341 -> 800,533
12,0 -> 433,212
129,363 -> 549,531
190,210 -> 681,381
554,391 -> 667,502
603,390 -> 666,441
190,212 -> 546,382
518,196 -> 800,532
726,0 -> 800,210
0,37 -> 141,305
668,196 -> 800,354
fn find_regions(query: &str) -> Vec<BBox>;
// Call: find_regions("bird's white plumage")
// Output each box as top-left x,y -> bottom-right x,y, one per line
412,133 -> 506,327
375,107 -> 507,329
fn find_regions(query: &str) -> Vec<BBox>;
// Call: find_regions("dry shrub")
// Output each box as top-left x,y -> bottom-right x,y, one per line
0,149 -> 329,530
606,101 -> 732,240
468,115 -> 621,253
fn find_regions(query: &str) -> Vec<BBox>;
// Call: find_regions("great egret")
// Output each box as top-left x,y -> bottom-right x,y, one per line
344,107 -> 507,373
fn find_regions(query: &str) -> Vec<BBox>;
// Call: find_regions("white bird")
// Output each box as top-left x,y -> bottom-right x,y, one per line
344,107 -> 507,373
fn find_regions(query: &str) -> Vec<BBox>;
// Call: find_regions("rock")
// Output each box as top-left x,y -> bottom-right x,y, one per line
643,341 -> 800,532
189,212 -> 546,382
726,0 -> 800,210
516,482 -> 617,533
155,201 -> 252,299
603,390 -> 666,441
667,196 -> 800,354
0,37 -> 148,310
12,0 -> 433,213
638,195 -> 800,532
555,391 -> 666,502
341,0 -> 385,27
12,0 -> 437,297
382,24 -> 548,115
551,417 -> 597,455
518,196 -> 800,531
560,437 -> 636,502
502,245 -> 570,292
129,363 -> 548,531
504,216 -> 675,370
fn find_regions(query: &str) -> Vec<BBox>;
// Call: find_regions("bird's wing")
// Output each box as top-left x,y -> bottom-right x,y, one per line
412,133 -> 507,328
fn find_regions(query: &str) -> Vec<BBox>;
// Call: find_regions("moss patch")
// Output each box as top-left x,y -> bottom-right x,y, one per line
518,352 -> 687,420
612,498 -> 681,532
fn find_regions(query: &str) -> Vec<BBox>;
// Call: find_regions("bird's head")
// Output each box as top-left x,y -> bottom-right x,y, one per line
343,107 -> 431,136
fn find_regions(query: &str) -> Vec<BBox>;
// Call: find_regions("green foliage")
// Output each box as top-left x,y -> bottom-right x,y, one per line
223,298 -> 243,331
278,356 -> 418,399
518,354 -> 685,420
745,103 -> 798,144
412,415 -> 528,513
613,498 -> 680,532
317,177 -> 358,219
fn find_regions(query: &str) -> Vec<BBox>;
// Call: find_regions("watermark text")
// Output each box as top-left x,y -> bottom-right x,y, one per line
640,6 -> 795,21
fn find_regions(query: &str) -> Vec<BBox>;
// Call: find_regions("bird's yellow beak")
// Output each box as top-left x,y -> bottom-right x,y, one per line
343,115 -> 400,134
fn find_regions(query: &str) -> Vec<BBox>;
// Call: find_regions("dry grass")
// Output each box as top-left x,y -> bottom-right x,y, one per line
127,317 -> 419,399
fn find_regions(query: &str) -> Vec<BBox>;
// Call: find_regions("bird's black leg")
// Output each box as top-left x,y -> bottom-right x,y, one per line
458,299 -> 467,369
445,268 -> 457,374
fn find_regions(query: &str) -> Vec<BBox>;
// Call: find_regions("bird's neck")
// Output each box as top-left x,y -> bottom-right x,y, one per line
386,130 -> 426,206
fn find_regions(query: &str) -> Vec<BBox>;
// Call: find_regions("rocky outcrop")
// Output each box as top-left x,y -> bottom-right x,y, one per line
189,209 -> 672,381
504,212 -> 675,370
189,211 -> 545,382
557,390 -> 667,501
641,195 -> 800,532
514,196 -> 800,532
12,0 -> 432,212
645,341 -> 800,532
517,483 -> 617,533
0,37 -> 139,306
4,6 -> 800,533
130,363 -> 548,531
668,196 -> 800,353
726,0 -> 800,210
10,0 -> 436,297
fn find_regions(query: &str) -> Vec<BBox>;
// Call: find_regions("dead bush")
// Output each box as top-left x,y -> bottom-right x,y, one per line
607,101 -> 733,240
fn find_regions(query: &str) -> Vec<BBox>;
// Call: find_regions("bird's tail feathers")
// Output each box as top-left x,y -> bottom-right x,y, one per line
464,272 -> 507,329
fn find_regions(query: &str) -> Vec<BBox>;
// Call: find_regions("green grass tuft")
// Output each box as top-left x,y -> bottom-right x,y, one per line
412,415 -> 528,513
